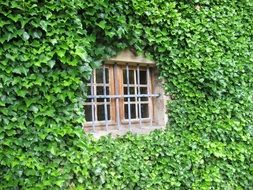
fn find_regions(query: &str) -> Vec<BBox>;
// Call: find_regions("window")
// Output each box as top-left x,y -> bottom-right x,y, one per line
84,50 -> 168,136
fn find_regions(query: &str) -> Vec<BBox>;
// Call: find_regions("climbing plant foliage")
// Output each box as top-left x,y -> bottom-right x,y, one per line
0,0 -> 253,189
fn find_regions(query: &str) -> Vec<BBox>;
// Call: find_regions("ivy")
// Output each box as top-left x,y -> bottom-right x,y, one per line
0,0 -> 253,189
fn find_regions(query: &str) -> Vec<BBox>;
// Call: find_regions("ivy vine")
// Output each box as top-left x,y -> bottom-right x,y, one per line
0,0 -> 252,189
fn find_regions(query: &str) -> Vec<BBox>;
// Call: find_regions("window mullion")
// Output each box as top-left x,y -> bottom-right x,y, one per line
126,63 -> 131,131
94,70 -> 98,123
103,65 -> 109,131
114,63 -> 121,130
147,67 -> 153,126
137,65 -> 142,126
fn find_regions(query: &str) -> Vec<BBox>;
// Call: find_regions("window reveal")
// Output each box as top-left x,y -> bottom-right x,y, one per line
84,63 -> 159,132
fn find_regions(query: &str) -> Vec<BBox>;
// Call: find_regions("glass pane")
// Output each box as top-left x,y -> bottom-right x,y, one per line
96,86 -> 109,95
139,87 -> 148,101
140,104 -> 149,118
96,68 -> 109,84
123,69 -> 135,84
86,98 -> 92,103
124,87 -> 135,94
124,104 -> 136,119
97,105 -> 110,121
84,105 -> 93,122
87,86 -> 91,95
95,68 -> 103,83
139,70 -> 147,84
86,87 -> 92,102
124,87 -> 135,101
97,86 -> 109,102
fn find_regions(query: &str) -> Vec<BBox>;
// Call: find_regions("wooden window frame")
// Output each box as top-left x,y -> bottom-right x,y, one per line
84,63 -> 158,131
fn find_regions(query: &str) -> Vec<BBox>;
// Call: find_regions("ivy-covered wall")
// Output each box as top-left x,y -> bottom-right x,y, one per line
0,0 -> 252,189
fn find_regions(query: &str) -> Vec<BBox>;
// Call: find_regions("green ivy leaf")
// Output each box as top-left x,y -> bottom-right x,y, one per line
97,21 -> 106,29
13,67 -> 29,76
40,20 -> 48,32
22,31 -> 30,41
47,60 -> 56,68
